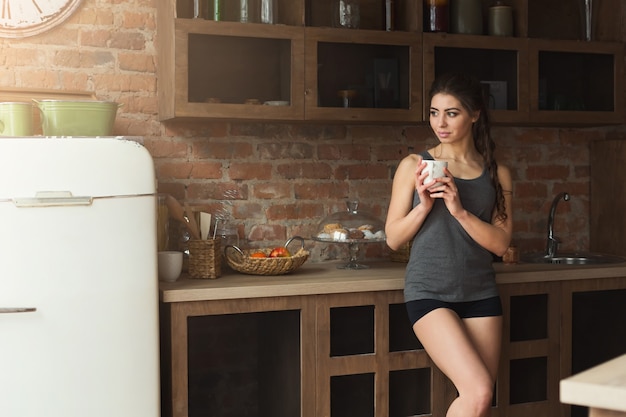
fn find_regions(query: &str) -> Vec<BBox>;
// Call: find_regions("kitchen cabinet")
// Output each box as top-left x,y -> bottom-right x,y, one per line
498,281 -> 562,417
156,0 -> 624,125
561,278 -> 626,417
159,296 -> 317,417
528,40 -> 624,125
159,262 -> 626,417
590,140 -> 626,257
422,32 -> 530,124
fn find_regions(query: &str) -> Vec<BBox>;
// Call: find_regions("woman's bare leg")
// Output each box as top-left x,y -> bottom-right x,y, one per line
413,309 -> 502,417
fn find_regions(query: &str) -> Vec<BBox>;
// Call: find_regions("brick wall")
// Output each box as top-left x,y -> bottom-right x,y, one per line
2,0 -> 625,261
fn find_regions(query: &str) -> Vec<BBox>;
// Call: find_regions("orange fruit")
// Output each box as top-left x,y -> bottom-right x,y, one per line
269,247 -> 291,258
250,252 -> 267,258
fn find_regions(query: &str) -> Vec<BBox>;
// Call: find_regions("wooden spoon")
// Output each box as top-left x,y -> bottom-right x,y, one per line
184,203 -> 201,241
165,195 -> 200,240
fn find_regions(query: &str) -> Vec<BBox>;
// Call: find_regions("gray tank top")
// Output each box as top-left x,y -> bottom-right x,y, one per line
404,152 -> 498,303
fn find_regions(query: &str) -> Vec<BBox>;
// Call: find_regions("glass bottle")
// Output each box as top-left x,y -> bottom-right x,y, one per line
423,0 -> 449,32
216,223 -> 240,266
212,0 -> 222,21
260,0 -> 277,24
240,0 -> 260,23
332,0 -> 361,29
384,0 -> 394,31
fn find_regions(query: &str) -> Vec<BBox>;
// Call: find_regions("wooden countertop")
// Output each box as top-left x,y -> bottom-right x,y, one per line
159,260 -> 626,303
560,353 -> 626,412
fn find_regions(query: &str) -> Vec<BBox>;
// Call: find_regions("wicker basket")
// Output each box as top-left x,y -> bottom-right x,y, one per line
225,236 -> 309,276
188,239 -> 222,279
389,240 -> 412,263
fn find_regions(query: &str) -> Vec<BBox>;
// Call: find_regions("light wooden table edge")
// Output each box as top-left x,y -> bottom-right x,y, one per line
560,353 -> 626,414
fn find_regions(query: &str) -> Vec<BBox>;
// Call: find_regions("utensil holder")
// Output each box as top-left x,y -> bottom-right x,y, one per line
188,239 -> 222,279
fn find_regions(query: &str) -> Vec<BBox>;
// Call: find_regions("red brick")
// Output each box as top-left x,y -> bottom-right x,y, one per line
156,183 -> 186,200
190,162 -> 223,179
514,182 -> 548,199
228,163 -> 272,180
291,124 -> 347,139
318,144 -> 371,160
334,164 -> 389,180
252,183 -> 292,199
78,7 -> 114,25
164,121 -> 229,138
187,183 -> 247,201
144,139 -> 187,158
277,162 -> 333,179
233,202 -> 265,221
525,165 -> 570,181
156,162 -> 193,180
123,11 -> 156,30
119,32 -> 147,50
350,125 -> 396,138
248,224 -> 287,242
374,144 -> 412,161
266,203 -> 326,220
352,183 -> 393,202
516,128 -> 560,144
258,142 -> 315,159
119,53 -> 156,73
294,183 -> 349,200
193,140 -> 254,159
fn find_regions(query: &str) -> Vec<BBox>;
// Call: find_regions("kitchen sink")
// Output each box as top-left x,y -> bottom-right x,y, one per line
521,252 -> 626,265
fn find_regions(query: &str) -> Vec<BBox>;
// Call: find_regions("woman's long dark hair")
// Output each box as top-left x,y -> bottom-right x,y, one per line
428,72 -> 508,223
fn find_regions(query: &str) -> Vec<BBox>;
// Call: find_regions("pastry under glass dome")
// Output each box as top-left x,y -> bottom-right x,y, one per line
313,200 -> 386,269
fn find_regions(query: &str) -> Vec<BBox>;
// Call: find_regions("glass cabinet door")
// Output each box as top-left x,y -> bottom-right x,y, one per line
422,33 -> 529,125
304,28 -> 422,123
529,39 -> 624,125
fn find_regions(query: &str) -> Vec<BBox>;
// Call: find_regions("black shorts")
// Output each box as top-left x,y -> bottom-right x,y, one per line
406,296 -> 502,325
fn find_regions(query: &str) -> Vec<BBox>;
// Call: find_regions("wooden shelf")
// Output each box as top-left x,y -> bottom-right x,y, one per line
157,0 -> 624,125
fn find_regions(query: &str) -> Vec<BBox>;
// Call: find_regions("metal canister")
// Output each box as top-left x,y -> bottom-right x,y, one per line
488,3 -> 513,37
451,0 -> 483,35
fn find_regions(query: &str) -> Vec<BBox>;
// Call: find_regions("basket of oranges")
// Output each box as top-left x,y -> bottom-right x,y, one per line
224,236 -> 309,276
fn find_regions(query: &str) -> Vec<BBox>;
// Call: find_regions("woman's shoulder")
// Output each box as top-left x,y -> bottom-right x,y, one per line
400,153 -> 421,165
394,154 -> 421,178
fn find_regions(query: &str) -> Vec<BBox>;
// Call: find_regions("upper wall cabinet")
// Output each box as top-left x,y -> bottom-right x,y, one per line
528,40 -> 624,125
156,0 -> 624,125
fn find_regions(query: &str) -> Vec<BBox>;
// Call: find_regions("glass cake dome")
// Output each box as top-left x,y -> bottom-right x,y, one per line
313,200 -> 386,269
314,200 -> 386,243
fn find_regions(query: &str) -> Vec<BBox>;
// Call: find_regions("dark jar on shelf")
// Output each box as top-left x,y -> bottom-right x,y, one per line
451,0 -> 483,35
424,0 -> 449,32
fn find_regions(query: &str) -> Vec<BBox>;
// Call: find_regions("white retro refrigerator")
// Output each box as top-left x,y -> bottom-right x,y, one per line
0,138 -> 160,417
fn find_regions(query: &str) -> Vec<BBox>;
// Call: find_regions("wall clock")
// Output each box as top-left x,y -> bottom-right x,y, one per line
0,0 -> 84,38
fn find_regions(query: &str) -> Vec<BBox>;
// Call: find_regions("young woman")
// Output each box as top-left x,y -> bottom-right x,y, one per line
385,72 -> 513,417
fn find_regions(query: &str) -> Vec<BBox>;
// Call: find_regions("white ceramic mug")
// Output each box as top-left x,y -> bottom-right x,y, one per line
158,251 -> 183,282
423,160 -> 448,189
0,102 -> 34,136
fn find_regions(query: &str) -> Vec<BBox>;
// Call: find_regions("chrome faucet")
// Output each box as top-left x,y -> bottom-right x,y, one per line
546,192 -> 570,257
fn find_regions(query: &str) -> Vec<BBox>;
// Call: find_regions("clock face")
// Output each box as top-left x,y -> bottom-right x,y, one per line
0,0 -> 83,38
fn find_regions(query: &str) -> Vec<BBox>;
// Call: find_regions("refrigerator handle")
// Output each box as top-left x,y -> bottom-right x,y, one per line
13,191 -> 92,208
0,307 -> 37,314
